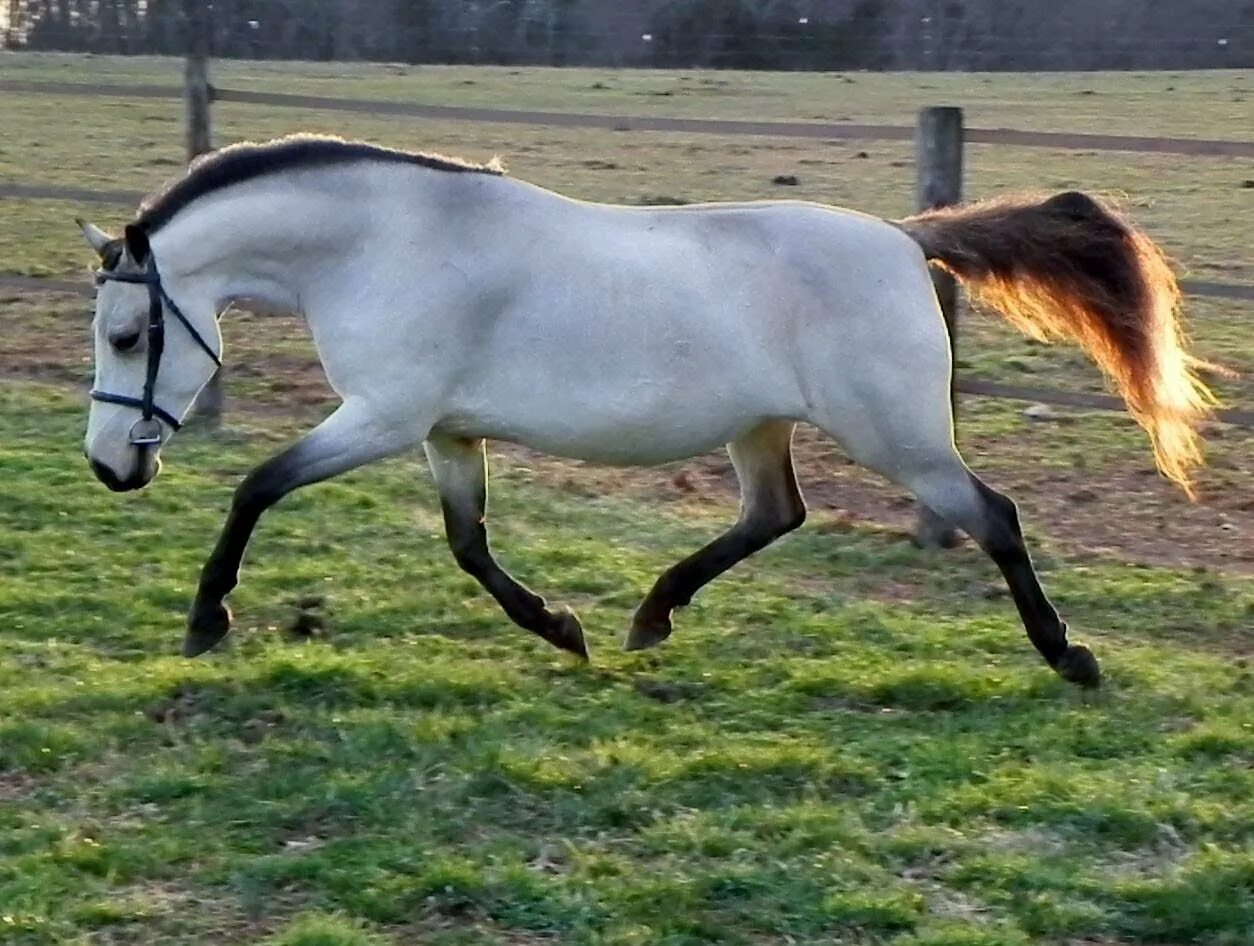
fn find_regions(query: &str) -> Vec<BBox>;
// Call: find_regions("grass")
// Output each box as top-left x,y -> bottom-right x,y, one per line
2,54 -> 1253,943
4,53 -> 1252,135
1,380 -> 1252,944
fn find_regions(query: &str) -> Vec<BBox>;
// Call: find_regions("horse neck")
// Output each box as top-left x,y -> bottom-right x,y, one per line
147,175 -> 366,317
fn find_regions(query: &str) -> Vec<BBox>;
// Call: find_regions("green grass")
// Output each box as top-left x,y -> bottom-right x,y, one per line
4,53 -> 1251,135
2,381 -> 1252,944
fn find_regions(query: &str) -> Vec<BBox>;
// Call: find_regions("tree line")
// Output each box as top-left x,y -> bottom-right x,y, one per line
6,0 -> 1251,70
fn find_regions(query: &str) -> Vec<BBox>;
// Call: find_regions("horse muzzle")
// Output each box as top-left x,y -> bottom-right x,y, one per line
87,454 -> 155,492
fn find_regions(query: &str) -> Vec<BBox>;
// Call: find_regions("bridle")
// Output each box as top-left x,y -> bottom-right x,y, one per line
90,253 -> 221,446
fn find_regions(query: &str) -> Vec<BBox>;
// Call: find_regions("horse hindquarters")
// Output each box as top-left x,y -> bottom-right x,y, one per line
798,253 -> 1100,687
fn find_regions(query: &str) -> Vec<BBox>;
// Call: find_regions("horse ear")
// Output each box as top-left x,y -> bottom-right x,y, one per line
124,224 -> 150,265
77,218 -> 114,257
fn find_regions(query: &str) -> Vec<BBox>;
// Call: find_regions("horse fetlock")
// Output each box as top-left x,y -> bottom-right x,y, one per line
184,598 -> 233,657
1053,643 -> 1101,688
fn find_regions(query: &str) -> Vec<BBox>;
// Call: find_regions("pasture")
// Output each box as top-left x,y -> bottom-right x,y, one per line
1,55 -> 1252,944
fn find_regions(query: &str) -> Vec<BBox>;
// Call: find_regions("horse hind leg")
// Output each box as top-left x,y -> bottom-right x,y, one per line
904,461 -> 1099,686
811,379 -> 1099,687
625,419 -> 806,651
425,435 -> 588,659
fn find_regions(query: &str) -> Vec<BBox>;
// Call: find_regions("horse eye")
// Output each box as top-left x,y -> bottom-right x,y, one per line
112,330 -> 141,352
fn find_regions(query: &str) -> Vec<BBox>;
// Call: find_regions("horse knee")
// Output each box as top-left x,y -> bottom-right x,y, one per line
779,503 -> 807,537
745,496 -> 805,543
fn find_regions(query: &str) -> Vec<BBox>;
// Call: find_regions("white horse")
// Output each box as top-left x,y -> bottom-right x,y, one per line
80,135 -> 1214,687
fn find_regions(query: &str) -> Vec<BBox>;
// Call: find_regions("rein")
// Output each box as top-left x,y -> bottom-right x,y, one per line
90,255 -> 221,445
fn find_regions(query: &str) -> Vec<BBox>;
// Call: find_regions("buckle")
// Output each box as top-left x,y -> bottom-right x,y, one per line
128,417 -> 163,446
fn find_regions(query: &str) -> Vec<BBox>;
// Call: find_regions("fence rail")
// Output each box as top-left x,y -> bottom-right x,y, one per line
4,78 -> 1254,158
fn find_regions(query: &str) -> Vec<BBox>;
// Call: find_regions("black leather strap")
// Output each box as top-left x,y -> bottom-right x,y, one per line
89,252 -> 220,443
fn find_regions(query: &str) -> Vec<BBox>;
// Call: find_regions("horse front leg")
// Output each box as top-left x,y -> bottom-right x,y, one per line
184,398 -> 422,657
424,435 -> 588,660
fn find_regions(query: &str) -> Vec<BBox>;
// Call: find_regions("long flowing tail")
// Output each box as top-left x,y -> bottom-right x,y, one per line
899,191 -> 1216,496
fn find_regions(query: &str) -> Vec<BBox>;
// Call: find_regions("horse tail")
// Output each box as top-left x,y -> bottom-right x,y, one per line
899,190 -> 1216,497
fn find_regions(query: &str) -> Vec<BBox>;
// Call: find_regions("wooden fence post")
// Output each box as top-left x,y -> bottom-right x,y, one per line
915,106 -> 964,548
183,0 -> 221,427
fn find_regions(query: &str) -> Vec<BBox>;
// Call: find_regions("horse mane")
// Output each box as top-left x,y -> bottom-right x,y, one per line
135,134 -> 506,234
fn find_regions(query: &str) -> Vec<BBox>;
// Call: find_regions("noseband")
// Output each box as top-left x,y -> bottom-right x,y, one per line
90,254 -> 221,445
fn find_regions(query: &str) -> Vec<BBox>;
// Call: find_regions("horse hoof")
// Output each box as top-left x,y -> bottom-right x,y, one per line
1054,643 -> 1101,688
623,613 -> 672,652
547,607 -> 589,661
183,601 -> 232,657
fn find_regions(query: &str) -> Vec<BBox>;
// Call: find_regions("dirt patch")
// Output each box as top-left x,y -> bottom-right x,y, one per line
0,771 -> 39,802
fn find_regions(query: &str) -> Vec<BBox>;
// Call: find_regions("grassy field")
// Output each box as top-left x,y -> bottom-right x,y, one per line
1,55 -> 1253,944
2,55 -> 1252,283
2,381 -> 1252,945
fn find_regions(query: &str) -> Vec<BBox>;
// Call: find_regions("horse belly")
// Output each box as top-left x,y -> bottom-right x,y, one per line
436,380 -> 774,466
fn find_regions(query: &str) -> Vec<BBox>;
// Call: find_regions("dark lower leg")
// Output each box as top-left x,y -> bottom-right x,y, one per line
441,498 -> 588,659
627,422 -> 805,650
627,511 -> 803,649
427,437 -> 586,659
194,456 -> 292,604
185,404 -> 418,657
186,449 -> 303,657
968,476 -> 1100,686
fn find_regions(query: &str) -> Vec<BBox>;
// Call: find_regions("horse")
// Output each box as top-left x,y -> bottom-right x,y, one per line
79,134 -> 1215,688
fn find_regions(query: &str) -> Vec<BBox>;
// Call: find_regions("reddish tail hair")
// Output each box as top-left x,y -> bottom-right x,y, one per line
901,191 -> 1216,496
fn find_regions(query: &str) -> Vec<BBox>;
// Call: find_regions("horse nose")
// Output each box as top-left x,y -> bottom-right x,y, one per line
87,455 -> 143,492
88,455 -> 125,490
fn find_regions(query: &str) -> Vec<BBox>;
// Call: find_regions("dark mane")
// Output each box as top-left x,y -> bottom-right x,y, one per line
136,134 -> 505,233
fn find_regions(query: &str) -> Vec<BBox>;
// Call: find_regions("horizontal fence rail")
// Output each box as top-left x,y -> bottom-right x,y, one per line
3,78 -> 1254,158
0,182 -> 145,205
953,379 -> 1254,428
